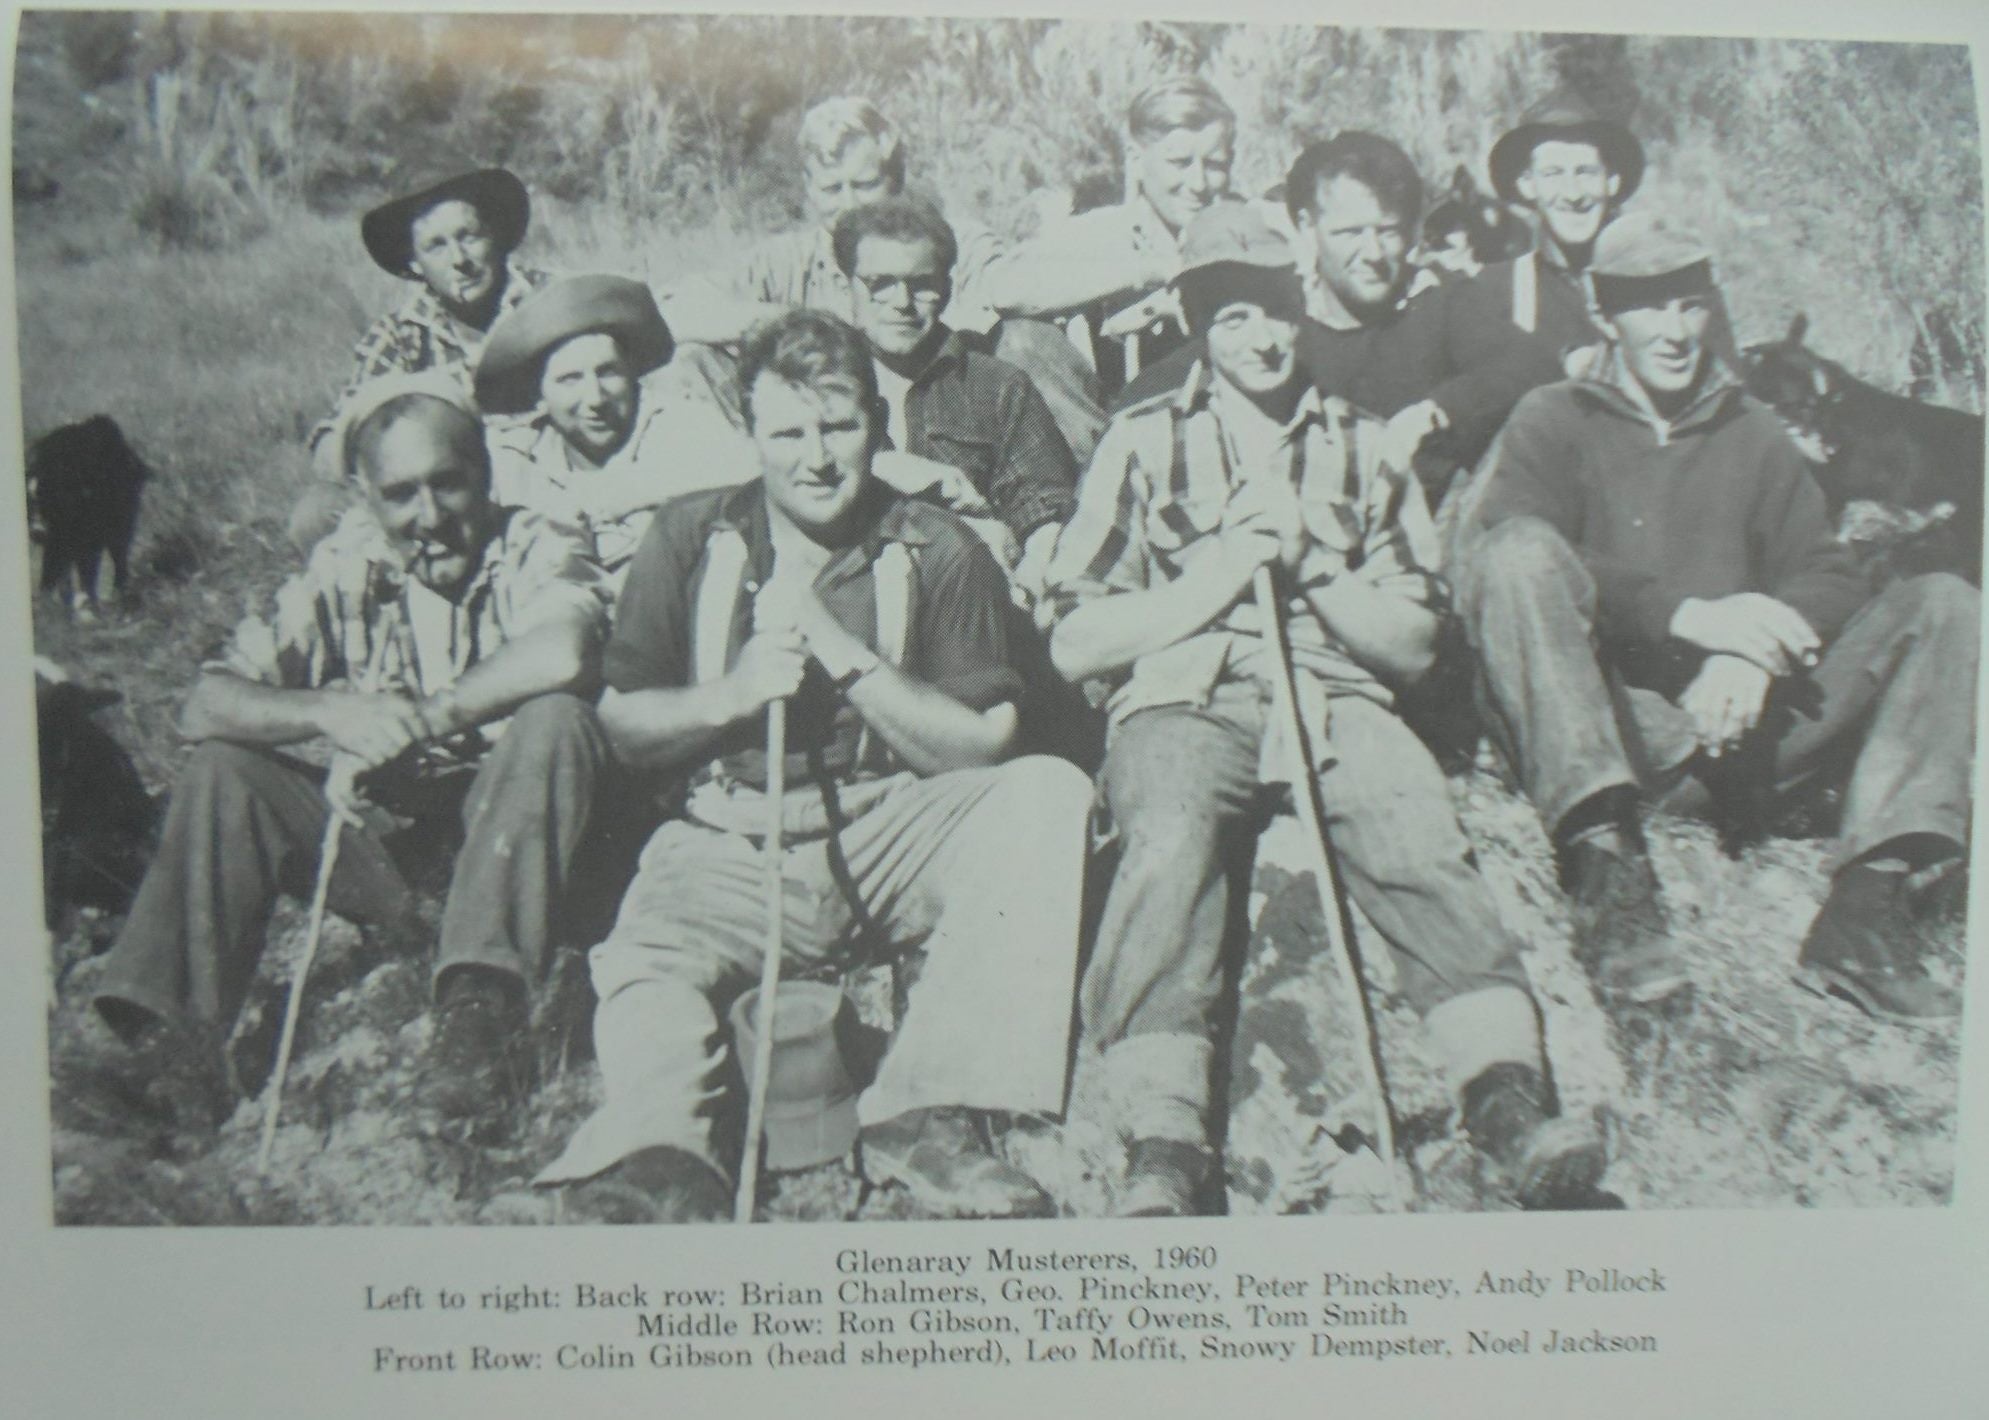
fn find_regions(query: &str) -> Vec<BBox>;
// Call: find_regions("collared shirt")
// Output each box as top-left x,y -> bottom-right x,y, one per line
1473,244 -> 1605,360
309,263 -> 553,455
1048,358 -> 1443,741
723,210 -> 1004,332
488,375 -> 757,581
1471,353 -> 1870,692
985,193 -> 1203,394
885,327 -> 1078,542
608,480 -> 1023,799
206,504 -> 612,768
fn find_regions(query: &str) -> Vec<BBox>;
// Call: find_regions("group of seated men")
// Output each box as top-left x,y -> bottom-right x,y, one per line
88,76 -> 1978,1220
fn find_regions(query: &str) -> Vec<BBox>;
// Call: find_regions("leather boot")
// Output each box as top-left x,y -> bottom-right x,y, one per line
1113,1137 -> 1216,1218
1460,1062 -> 1606,1210
860,1107 -> 1054,1218
1559,825 -> 1693,1012
559,1145 -> 732,1225
415,965 -> 530,1137
1794,861 -> 1960,1024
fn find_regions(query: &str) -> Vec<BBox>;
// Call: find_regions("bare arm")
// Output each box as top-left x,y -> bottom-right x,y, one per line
412,609 -> 600,740
1049,500 -> 1301,681
1298,575 -> 1440,686
839,661 -> 1018,775
596,629 -> 804,773
978,214 -> 1172,320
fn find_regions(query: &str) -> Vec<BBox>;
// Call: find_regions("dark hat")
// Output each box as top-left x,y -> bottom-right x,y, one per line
1488,90 -> 1645,205
1589,212 -> 1716,314
1173,203 -> 1306,334
473,275 -> 675,415
361,167 -> 531,278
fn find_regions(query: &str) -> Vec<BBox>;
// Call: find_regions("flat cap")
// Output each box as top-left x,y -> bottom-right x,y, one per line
474,275 -> 675,415
1178,201 -> 1295,275
1591,211 -> 1712,280
1172,203 -> 1308,334
362,167 -> 530,278
328,371 -> 481,485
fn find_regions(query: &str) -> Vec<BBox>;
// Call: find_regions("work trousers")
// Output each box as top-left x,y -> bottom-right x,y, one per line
1458,516 -> 1979,870
535,756 -> 1091,1184
94,693 -> 606,1034
1082,686 -> 1542,1146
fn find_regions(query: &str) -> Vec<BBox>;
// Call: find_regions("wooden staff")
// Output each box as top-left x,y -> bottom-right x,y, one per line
734,700 -> 788,1223
257,623 -> 397,1174
1252,565 -> 1405,1211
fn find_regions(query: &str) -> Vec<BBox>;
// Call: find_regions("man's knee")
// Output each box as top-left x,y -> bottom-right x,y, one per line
1891,570 -> 1980,639
173,739 -> 286,806
497,693 -> 605,763
1471,516 -> 1580,584
989,753 -> 1093,821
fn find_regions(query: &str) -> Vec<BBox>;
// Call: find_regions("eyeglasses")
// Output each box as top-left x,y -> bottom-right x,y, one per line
857,272 -> 947,305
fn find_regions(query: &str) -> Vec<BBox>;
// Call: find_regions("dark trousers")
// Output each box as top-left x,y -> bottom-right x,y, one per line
95,693 -> 606,1034
1459,516 -> 1979,870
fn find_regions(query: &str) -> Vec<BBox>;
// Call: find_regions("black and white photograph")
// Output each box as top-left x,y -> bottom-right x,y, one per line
16,6 -> 1984,1233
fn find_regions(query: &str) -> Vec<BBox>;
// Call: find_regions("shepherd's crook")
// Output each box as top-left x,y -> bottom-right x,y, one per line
256,626 -> 396,1174
1252,565 -> 1405,1211
735,699 -> 788,1223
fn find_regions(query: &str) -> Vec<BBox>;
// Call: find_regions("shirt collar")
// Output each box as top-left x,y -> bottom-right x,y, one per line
711,478 -> 935,584
1170,356 -> 1322,430
890,324 -> 969,386
400,260 -> 530,342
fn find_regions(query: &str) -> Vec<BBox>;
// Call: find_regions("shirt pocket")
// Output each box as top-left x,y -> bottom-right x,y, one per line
919,425 -> 998,500
1144,490 -> 1225,560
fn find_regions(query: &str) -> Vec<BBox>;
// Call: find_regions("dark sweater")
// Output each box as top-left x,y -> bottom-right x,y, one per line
1473,369 -> 1871,684
1117,278 -> 1563,502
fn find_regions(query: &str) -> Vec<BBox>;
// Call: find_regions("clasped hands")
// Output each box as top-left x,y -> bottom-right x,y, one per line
1668,593 -> 1822,759
318,686 -> 460,828
724,574 -> 874,721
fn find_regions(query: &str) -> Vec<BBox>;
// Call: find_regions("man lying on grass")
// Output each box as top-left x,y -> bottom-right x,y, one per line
91,374 -> 612,1140
533,309 -> 1090,1222
1455,213 -> 1978,1026
1046,205 -> 1606,1216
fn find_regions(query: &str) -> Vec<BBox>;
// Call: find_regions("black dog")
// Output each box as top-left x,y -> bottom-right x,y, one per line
35,659 -> 155,930
26,414 -> 151,613
1744,316 -> 1983,583
1422,166 -> 1533,275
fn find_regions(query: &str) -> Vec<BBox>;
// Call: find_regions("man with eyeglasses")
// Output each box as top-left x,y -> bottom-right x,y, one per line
831,197 -> 1078,605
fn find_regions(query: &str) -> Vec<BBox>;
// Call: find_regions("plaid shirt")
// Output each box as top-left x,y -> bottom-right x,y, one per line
1048,358 -> 1443,739
892,327 -> 1078,542
307,263 -> 552,456
489,378 -> 757,580
206,504 -> 610,768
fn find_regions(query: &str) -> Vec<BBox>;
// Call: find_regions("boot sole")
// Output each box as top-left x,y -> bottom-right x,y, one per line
1512,1117 -> 1609,1210
1791,962 -> 1959,1028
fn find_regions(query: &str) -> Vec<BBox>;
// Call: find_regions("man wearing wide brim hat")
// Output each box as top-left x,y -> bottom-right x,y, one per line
302,166 -> 552,497
1048,202 -> 1606,1218
479,274 -> 755,586
1458,211 -> 1977,1028
1475,89 -> 1648,364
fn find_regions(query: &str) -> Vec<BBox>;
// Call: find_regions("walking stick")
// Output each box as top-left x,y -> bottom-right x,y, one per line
735,699 -> 788,1223
257,624 -> 397,1174
1252,566 -> 1406,1212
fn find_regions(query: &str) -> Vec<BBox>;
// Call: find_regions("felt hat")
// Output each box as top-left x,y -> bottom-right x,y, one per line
1173,203 -> 1306,333
325,370 -> 480,485
1589,211 -> 1716,313
361,167 -> 531,278
728,982 -> 877,1172
473,275 -> 675,415
1489,91 -> 1645,205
